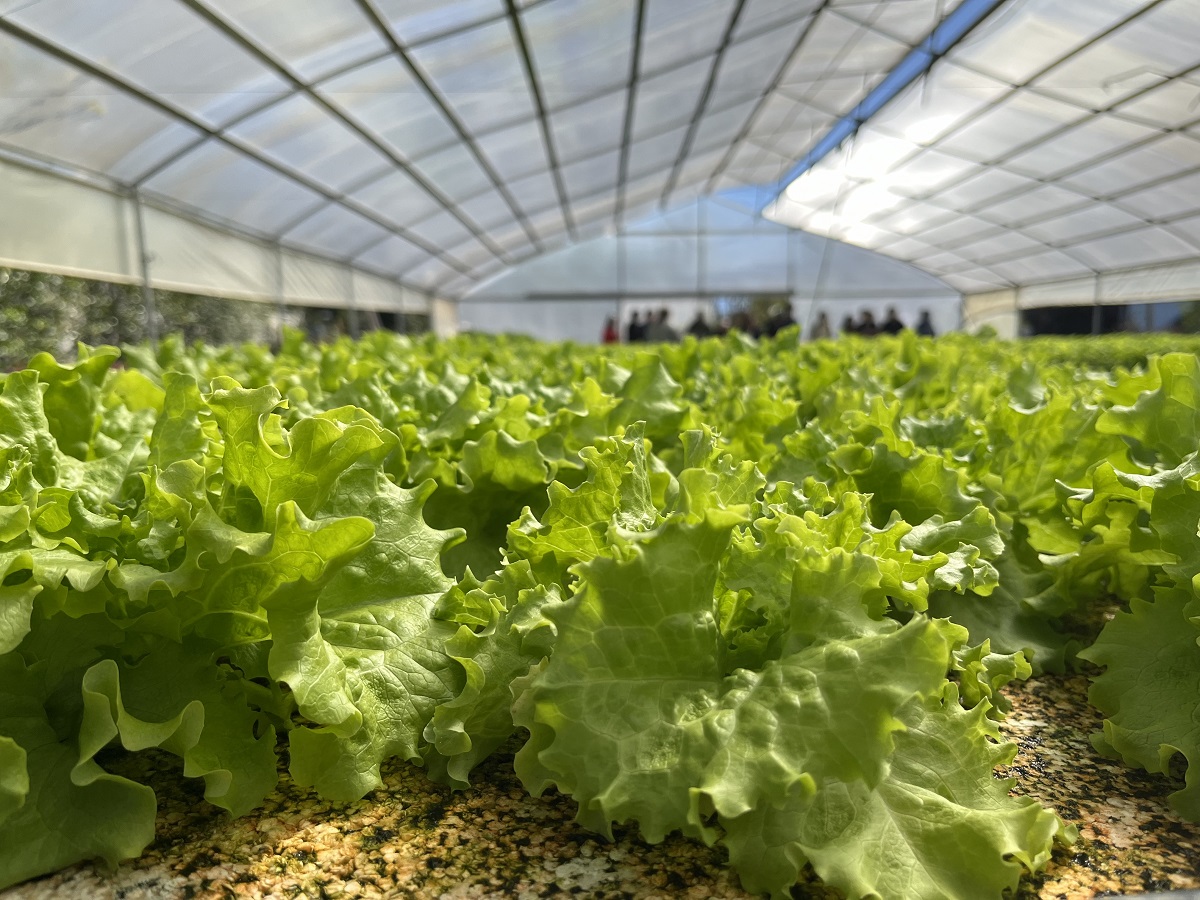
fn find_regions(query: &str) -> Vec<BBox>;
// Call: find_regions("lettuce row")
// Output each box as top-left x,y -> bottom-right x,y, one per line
8,331 -> 1200,896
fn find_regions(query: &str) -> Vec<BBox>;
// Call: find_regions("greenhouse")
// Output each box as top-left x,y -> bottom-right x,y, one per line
2,0 -> 1200,898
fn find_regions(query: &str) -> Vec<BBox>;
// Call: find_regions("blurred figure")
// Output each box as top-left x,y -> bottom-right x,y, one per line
840,314 -> 857,335
764,303 -> 797,337
730,310 -> 756,337
858,310 -> 878,336
644,307 -> 679,342
687,311 -> 712,338
602,316 -> 619,344
626,310 -> 645,343
881,307 -> 905,335
810,311 -> 832,340
916,309 -> 936,337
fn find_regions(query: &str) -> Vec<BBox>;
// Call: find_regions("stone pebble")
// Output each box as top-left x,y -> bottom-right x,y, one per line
3,674 -> 1197,899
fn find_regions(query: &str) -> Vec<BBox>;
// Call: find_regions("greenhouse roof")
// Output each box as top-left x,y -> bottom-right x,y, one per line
766,0 -> 1200,298
0,0 -> 984,300
1,0 -> 1198,307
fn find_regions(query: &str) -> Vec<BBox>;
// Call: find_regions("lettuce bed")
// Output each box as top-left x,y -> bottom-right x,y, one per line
1,329 -> 1198,899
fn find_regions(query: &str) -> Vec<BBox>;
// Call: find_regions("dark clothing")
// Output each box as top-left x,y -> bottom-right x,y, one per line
917,320 -> 935,337
626,320 -> 645,342
881,318 -> 904,335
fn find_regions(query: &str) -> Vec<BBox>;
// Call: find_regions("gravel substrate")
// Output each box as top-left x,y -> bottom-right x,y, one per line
4,673 -> 1198,900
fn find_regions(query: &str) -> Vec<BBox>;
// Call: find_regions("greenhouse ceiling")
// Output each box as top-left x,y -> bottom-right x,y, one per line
1,0 -> 1198,303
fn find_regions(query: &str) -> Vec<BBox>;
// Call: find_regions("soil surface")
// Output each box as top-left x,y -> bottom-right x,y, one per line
4,673 -> 1198,900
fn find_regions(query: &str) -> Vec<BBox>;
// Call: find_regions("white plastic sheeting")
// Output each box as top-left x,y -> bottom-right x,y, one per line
0,0 -> 964,299
768,0 -> 1200,302
460,197 -> 961,342
0,154 -> 431,313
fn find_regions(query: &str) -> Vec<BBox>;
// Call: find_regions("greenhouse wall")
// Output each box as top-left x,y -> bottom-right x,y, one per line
0,154 -> 435,318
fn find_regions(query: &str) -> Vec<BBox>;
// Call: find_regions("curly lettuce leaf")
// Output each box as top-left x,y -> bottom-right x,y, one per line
1079,585 -> 1200,820
722,686 -> 1067,900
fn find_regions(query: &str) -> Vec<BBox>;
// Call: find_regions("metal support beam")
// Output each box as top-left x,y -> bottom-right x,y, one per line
131,190 -> 159,348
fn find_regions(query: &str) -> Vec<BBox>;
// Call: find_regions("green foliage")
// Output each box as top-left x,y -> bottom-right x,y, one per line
0,268 -> 276,371
4,328 -> 1200,897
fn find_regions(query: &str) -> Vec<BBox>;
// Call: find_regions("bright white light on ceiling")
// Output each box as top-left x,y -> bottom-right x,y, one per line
902,113 -> 962,145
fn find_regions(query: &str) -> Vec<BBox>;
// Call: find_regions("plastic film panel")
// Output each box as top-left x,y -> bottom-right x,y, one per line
985,249 -> 1094,283
473,117 -> 550,181
549,92 -> 626,164
1117,171 -> 1200,221
833,0 -> 950,44
732,0 -> 820,41
524,0 -> 635,107
950,0 -> 1146,85
631,56 -> 714,139
413,140 -> 494,201
0,156 -> 138,281
870,62 -> 1010,147
1018,276 -> 1098,307
703,232 -> 788,291
405,209 -> 476,248
282,203 -> 392,258
1117,76 -> 1200,129
375,0 -> 505,45
349,169 -> 444,229
780,12 -> 908,84
561,149 -> 620,201
1004,115 -> 1159,179
1034,1 -> 1200,109
354,234 -> 431,274
457,188 -> 519,231
405,255 -> 463,290
0,33 -> 191,177
980,184 -> 1090,226
227,93 -> 394,192
1024,204 -> 1147,243
142,140 -> 327,235
935,91 -> 1090,164
349,269 -> 404,313
1101,259 -> 1200,302
8,0 -> 291,129
713,18 -> 811,104
627,125 -> 690,180
283,251 -> 352,306
640,0 -> 735,75
1070,227 -> 1197,269
1060,134 -> 1200,198
506,170 -> 561,218
319,56 -> 459,161
409,19 -> 537,133
143,206 -> 275,301
200,0 -> 388,82
692,99 -> 760,155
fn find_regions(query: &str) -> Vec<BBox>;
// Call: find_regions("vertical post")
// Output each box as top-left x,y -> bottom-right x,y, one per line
616,233 -> 627,341
132,190 -> 158,348
346,267 -> 360,339
273,245 -> 286,347
696,200 -> 707,305
1091,274 -> 1102,335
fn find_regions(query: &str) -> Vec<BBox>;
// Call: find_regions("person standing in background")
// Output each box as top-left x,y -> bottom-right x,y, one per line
916,309 -> 936,337
686,311 -> 711,338
881,307 -> 905,335
810,311 -> 832,339
858,310 -> 878,336
626,311 -> 644,342
644,308 -> 679,342
602,316 -> 619,344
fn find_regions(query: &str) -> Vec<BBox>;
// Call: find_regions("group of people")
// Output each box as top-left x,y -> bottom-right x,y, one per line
834,307 -> 936,338
603,304 -> 936,344
615,308 -> 684,343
